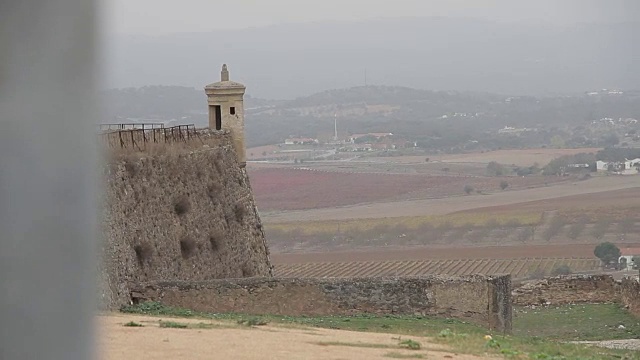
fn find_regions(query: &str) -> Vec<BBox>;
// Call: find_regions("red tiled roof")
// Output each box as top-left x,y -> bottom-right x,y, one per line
620,247 -> 640,256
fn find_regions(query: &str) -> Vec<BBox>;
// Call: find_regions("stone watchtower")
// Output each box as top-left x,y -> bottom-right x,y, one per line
205,64 -> 247,167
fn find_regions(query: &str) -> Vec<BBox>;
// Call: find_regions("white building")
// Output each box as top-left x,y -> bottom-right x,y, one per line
619,247 -> 640,271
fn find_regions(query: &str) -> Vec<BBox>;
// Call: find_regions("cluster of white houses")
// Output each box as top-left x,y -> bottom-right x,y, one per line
596,158 -> 640,175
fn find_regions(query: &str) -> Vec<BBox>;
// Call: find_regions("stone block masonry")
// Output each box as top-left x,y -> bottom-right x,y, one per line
100,132 -> 272,309
512,275 -> 619,306
620,278 -> 640,316
131,275 -> 512,332
512,274 -> 640,317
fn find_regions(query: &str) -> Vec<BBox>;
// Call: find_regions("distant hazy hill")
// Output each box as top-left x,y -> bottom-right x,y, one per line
101,85 -> 640,150
105,18 -> 639,98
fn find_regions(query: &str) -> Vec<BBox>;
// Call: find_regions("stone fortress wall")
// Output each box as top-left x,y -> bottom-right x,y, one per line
100,132 -> 272,309
512,275 -> 640,316
99,64 -> 637,331
132,275 -> 513,333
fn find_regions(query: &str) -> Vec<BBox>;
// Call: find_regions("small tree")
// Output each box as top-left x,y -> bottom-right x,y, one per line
464,184 -> 474,195
542,217 -> 566,242
500,180 -> 509,190
567,217 -> 588,240
591,218 -> 611,241
486,161 -> 505,176
593,242 -> 621,267
551,264 -> 572,276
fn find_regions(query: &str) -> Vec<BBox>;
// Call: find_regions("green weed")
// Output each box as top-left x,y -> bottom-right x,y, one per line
123,321 -> 143,327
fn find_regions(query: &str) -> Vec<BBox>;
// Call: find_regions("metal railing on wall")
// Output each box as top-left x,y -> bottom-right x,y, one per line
98,123 -> 201,150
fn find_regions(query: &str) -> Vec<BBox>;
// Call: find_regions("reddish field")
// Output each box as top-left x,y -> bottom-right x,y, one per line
248,168 -> 568,211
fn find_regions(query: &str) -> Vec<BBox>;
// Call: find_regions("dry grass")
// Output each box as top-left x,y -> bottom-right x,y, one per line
268,211 -> 543,235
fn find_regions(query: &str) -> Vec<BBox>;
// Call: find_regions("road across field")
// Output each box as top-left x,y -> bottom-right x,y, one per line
271,243 -> 598,264
261,175 -> 640,223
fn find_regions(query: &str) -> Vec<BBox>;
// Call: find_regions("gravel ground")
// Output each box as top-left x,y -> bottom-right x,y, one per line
572,339 -> 640,351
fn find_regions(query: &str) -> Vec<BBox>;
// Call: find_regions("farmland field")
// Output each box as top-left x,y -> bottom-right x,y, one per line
248,167 -> 569,211
275,257 -> 600,279
271,244 -> 601,263
260,175 -> 640,223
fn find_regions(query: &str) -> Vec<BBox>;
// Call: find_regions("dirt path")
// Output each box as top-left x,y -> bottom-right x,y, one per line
262,176 -> 640,223
98,314 -> 482,360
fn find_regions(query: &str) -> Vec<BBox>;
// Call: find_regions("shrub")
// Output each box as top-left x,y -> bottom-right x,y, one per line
500,180 -> 509,190
123,321 -> 144,327
527,267 -> 546,280
542,217 -> 566,242
486,161 -> 506,176
551,264 -> 572,276
174,195 -> 191,216
594,242 -> 621,266
237,318 -> 268,327
464,184 -> 474,194
567,220 -> 587,240
591,219 -> 611,240
398,339 -> 421,350
159,321 -> 188,329
504,219 -> 522,228
179,236 -> 197,259
517,227 -> 535,243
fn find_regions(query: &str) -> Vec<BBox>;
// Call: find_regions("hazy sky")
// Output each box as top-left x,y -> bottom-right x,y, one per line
103,0 -> 638,35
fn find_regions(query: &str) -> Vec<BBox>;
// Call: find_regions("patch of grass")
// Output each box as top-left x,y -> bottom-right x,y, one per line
121,301 -> 197,317
159,321 -> 188,329
315,341 -> 393,349
398,339 -> 421,350
514,303 -> 640,341
237,318 -> 269,327
120,302 -> 640,359
384,352 -> 425,359
268,211 -> 542,235
123,321 -> 144,327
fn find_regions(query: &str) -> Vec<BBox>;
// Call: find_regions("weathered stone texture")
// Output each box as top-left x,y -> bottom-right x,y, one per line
132,275 -> 512,332
512,275 -> 619,306
620,278 -> 640,316
100,133 -> 272,309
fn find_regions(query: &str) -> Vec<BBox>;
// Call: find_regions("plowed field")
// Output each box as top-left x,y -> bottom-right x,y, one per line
275,257 -> 600,279
249,167 -> 565,211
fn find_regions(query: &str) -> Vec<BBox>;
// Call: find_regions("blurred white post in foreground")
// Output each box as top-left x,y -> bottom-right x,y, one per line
0,1 -> 99,359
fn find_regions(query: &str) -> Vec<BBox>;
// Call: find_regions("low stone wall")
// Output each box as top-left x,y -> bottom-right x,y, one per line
512,275 -> 619,306
620,278 -> 640,316
132,275 -> 512,332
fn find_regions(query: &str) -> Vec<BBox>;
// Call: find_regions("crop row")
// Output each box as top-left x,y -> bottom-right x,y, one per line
249,167 -> 562,211
274,257 -> 601,279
